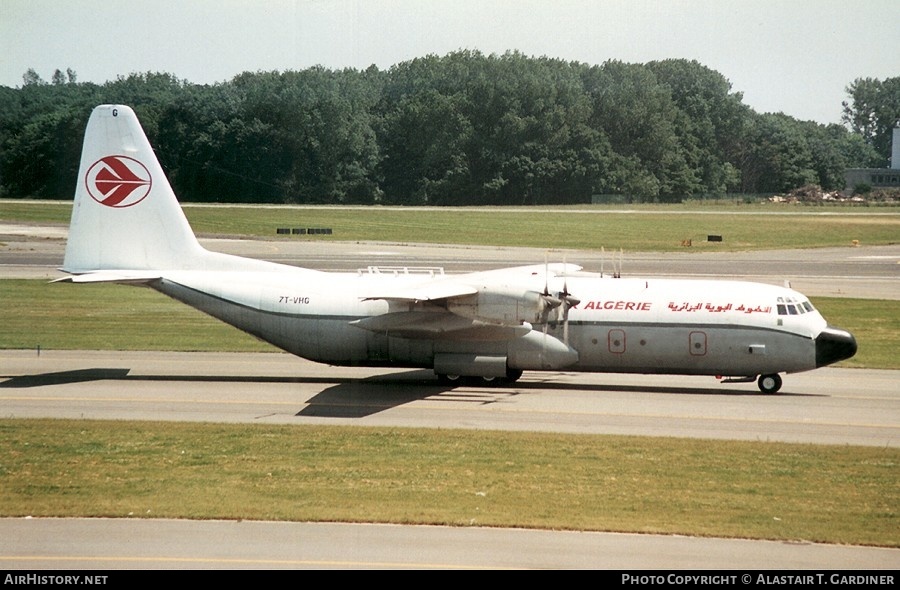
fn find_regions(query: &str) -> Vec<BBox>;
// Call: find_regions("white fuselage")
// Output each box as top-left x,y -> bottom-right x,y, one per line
153,267 -> 827,378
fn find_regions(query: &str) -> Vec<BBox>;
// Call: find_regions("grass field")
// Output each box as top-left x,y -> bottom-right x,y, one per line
3,199 -> 899,251
2,419 -> 897,547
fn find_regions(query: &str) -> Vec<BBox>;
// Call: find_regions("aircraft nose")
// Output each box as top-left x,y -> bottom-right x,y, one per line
815,325 -> 858,367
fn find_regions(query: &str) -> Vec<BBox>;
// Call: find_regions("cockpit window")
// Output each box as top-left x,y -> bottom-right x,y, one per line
776,296 -> 815,316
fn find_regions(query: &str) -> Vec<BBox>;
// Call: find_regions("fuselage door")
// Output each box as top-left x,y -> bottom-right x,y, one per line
689,331 -> 707,356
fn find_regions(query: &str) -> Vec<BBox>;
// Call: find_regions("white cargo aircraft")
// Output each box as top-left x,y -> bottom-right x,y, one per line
59,105 -> 857,393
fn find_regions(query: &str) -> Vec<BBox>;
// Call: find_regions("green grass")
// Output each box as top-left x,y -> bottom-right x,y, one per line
193,207 -> 898,252
0,280 -> 272,352
0,201 -> 74,225
810,297 -> 900,369
1,280 -> 896,369
3,200 -> 898,251
1,419 -> 897,546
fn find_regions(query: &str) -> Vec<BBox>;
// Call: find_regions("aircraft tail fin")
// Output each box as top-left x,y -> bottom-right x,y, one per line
63,105 -> 206,274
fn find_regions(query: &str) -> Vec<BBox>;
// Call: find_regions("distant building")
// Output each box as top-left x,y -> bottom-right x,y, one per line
844,127 -> 900,192
845,168 -> 900,191
894,126 -> 900,169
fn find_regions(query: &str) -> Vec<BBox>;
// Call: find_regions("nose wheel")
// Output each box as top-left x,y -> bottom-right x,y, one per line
757,373 -> 783,394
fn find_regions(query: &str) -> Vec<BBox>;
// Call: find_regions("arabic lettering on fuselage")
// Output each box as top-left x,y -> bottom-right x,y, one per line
577,300 -> 773,314
667,302 -> 772,314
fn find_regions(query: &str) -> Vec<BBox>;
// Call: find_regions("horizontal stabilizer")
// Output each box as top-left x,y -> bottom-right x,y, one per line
53,270 -> 162,284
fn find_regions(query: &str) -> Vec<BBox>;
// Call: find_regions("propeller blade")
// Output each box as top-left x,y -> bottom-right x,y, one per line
539,294 -> 562,324
543,251 -> 551,297
538,252 -> 580,345
560,293 -> 580,345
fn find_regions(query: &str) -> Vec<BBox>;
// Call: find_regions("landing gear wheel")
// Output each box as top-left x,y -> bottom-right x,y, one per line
437,373 -> 461,385
437,370 -> 522,387
757,373 -> 783,394
504,369 -> 523,384
481,369 -> 523,387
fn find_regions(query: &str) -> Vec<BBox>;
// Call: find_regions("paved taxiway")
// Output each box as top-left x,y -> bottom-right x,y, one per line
3,350 -> 898,447
1,221 -> 899,299
2,224 -> 898,569
4,518 -> 898,570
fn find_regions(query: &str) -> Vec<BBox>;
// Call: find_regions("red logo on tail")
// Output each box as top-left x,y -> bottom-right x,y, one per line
85,155 -> 152,208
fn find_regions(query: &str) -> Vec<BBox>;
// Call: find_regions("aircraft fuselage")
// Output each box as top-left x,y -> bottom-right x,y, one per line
151,268 -> 850,385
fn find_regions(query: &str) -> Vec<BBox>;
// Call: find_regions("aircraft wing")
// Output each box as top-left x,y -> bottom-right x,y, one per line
461,262 -> 584,282
360,263 -> 581,303
361,281 -> 478,303
355,263 -> 581,340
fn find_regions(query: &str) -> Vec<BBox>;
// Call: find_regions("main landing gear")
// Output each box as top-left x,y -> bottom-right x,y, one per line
437,369 -> 523,387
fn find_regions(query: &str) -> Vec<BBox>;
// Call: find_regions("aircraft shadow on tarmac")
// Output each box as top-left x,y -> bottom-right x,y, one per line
0,368 -> 132,388
298,371 -> 522,418
304,373 -> 823,420
2,367 -> 823,419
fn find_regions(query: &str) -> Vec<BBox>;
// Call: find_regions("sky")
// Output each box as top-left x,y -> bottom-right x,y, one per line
2,0 -> 898,125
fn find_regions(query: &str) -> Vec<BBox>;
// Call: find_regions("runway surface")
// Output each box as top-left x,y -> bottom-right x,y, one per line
2,223 -> 898,569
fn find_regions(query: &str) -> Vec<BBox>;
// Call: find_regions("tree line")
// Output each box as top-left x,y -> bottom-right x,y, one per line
1,52 -> 895,205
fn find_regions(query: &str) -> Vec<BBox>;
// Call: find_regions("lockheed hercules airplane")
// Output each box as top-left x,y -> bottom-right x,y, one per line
59,105 -> 857,393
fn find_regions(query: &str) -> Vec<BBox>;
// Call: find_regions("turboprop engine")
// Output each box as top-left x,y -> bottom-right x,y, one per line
446,287 -> 559,325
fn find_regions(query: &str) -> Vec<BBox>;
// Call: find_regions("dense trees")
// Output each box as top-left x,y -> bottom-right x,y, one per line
0,54 -> 889,203
842,77 -> 900,168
